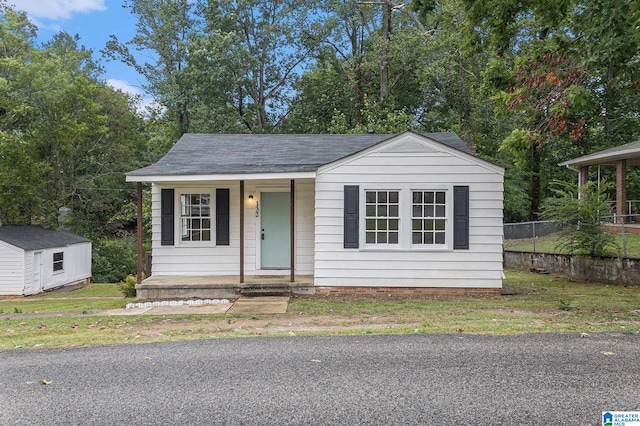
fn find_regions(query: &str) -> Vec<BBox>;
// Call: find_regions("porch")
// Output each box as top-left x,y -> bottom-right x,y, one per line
136,275 -> 315,300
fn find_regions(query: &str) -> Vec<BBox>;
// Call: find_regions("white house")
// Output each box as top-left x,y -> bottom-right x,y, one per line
126,131 -> 504,298
0,226 -> 92,296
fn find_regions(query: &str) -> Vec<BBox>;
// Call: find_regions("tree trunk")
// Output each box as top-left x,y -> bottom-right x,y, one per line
379,2 -> 391,103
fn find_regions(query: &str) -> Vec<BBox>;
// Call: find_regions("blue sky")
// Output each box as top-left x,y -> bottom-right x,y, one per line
15,0 -> 152,107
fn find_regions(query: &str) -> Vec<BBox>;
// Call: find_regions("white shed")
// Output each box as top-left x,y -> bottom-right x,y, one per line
0,226 -> 92,296
127,131 -> 504,298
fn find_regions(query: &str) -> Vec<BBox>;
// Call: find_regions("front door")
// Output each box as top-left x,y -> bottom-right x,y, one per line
32,252 -> 43,293
261,192 -> 291,269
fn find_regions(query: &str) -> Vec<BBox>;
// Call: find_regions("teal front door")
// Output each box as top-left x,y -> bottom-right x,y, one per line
261,192 -> 291,269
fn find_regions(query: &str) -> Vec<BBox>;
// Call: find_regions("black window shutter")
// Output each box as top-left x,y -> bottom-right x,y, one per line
160,189 -> 174,246
216,189 -> 230,245
453,186 -> 469,250
344,185 -> 359,248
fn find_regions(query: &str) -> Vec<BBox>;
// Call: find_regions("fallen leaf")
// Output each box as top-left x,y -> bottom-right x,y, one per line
288,331 -> 296,336
144,356 -> 152,360
40,380 -> 51,385
580,332 -> 590,338
310,359 -> 321,363
601,351 -> 615,356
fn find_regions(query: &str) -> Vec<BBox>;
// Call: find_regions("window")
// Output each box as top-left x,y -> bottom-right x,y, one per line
53,252 -> 64,272
365,190 -> 399,244
180,193 -> 211,242
412,190 -> 447,245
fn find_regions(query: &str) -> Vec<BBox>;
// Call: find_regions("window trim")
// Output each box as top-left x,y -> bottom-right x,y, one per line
410,189 -> 449,247
176,190 -> 215,246
359,185 -> 453,251
53,251 -> 64,273
364,189 -> 401,246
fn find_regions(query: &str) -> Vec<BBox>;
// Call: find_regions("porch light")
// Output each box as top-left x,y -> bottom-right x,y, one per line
248,194 -> 254,201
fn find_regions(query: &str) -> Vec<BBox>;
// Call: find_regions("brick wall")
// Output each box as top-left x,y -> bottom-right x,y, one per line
315,287 -> 501,296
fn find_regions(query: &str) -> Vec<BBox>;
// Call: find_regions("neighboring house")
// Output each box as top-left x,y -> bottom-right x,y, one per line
126,131 -> 504,298
559,140 -> 640,222
0,226 -> 92,296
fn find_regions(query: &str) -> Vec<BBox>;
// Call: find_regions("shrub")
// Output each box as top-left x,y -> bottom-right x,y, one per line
117,274 -> 139,298
92,238 -> 137,283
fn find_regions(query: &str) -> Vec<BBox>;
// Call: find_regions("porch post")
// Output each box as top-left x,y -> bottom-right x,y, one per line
136,182 -> 143,285
240,180 -> 245,284
579,166 -> 589,186
616,159 -> 628,223
290,179 -> 295,283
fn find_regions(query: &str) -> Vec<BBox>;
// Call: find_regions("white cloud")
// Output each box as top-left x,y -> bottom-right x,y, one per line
106,78 -> 159,115
16,0 -> 106,20
107,78 -> 143,96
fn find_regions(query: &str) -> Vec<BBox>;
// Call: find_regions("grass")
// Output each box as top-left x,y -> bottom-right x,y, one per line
1,272 -> 639,350
0,284 -> 130,314
505,232 -> 640,257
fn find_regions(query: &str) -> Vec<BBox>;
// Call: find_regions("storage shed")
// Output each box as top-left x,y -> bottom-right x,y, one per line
0,226 -> 92,296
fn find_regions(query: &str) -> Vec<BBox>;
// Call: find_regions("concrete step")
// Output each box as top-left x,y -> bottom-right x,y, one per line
240,287 -> 292,297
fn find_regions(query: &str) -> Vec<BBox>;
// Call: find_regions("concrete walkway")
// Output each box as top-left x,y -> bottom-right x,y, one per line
2,297 -> 290,319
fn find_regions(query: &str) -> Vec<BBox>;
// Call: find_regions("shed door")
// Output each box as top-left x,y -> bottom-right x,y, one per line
260,192 -> 291,269
33,252 -> 43,292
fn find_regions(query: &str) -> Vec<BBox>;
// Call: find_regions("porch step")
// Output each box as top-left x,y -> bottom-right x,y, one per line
240,287 -> 292,297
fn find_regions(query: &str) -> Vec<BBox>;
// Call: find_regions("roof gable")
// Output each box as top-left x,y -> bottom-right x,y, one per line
127,132 -> 475,179
319,132 -> 504,175
0,226 -> 90,251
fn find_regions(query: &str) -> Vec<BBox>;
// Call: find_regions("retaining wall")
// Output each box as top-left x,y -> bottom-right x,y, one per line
504,251 -> 640,285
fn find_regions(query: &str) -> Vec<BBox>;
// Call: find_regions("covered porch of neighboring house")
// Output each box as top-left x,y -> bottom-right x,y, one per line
559,140 -> 640,226
132,179 -> 315,299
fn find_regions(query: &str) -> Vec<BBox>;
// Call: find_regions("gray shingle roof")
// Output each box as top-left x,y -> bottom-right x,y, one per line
0,226 -> 90,251
127,132 -> 473,177
559,140 -> 640,167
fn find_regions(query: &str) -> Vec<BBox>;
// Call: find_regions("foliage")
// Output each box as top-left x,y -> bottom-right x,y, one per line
0,3 -> 146,236
91,238 -> 138,284
117,275 -> 139,298
540,181 -> 619,256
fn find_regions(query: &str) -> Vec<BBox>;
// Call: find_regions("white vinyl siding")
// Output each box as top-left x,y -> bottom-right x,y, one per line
0,241 -> 24,295
38,244 -> 92,292
314,134 -> 504,289
150,179 -> 315,277
0,241 -> 91,296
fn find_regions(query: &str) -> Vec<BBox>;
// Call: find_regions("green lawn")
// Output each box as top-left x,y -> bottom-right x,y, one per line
504,232 -> 640,257
1,272 -> 638,350
0,284 -> 129,314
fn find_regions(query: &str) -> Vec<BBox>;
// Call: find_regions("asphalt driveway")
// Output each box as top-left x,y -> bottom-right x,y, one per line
1,333 -> 638,425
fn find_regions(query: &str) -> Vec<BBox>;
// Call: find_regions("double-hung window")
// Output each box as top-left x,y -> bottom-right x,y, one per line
53,252 -> 64,272
346,184 -> 467,250
180,193 -> 211,242
412,190 -> 447,245
365,190 -> 399,244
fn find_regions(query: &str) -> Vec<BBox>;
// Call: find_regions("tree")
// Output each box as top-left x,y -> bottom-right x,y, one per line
104,0 -> 201,136
0,2 -> 146,235
190,0 -> 316,132
541,180 -> 618,257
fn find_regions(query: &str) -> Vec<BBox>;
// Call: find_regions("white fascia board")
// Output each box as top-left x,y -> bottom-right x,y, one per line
126,171 -> 316,183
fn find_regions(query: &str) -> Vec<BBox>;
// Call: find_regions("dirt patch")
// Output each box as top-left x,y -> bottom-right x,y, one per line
132,313 -> 421,338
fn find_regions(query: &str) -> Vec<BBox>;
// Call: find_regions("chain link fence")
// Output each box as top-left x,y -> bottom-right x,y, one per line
504,215 -> 640,258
